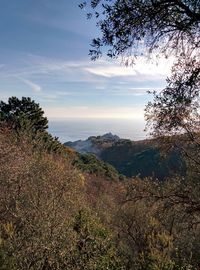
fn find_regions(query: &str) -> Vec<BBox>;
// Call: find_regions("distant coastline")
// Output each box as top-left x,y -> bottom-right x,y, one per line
48,118 -> 146,143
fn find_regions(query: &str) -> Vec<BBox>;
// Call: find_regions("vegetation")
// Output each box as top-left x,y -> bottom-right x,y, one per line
81,0 -> 199,61
79,1 -> 200,268
82,0 -> 200,167
104,146 -> 185,180
0,0 -> 200,269
0,97 -> 65,154
1,96 -> 200,269
0,97 -> 48,132
0,121 -> 123,270
69,137 -> 186,180
73,153 -> 125,181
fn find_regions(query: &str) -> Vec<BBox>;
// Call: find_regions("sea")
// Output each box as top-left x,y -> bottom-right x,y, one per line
48,118 -> 147,143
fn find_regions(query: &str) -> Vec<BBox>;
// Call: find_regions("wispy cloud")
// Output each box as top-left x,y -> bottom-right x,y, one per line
85,56 -> 174,79
0,53 -> 171,118
18,78 -> 42,93
0,54 -> 173,87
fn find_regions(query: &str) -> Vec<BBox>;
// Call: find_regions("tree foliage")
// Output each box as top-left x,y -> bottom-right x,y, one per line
83,0 -> 200,168
79,4 -> 200,268
83,0 -> 200,135
0,97 -> 64,154
0,97 -> 48,132
145,57 -> 200,137
82,0 -> 200,61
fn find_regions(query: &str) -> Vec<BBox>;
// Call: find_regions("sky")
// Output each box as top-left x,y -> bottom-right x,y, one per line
0,0 -> 174,120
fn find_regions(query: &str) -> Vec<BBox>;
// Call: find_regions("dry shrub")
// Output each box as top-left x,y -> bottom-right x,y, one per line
0,129 -> 85,269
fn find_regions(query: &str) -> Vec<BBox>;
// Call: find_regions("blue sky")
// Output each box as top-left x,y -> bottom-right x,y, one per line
0,0 -> 173,120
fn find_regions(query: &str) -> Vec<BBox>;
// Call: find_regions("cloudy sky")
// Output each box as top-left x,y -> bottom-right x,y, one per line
0,0 -> 173,120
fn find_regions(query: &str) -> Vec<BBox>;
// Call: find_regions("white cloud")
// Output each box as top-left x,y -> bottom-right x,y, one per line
18,78 -> 42,93
86,65 -> 137,77
0,54 -> 173,87
44,106 -> 145,120
85,56 -> 174,79
0,54 -> 172,103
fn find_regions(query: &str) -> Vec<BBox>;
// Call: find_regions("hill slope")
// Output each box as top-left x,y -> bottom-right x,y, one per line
65,134 -> 186,180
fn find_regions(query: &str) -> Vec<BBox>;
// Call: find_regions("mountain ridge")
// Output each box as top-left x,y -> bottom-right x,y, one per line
65,133 -> 186,180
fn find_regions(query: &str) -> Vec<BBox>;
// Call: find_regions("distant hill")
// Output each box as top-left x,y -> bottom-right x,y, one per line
64,139 -> 124,181
65,133 -> 120,157
65,133 -> 186,180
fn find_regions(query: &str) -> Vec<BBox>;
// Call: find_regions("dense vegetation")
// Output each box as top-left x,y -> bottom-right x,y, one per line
102,143 -> 186,180
73,153 -> 125,181
0,98 -> 123,269
66,137 -> 186,180
1,97 -> 200,269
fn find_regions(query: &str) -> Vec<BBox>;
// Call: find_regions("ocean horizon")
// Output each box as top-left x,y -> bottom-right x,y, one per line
48,118 -> 147,143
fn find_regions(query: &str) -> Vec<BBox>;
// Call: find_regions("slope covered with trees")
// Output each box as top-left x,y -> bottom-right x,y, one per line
66,136 -> 186,180
1,97 -> 200,269
0,99 -> 124,270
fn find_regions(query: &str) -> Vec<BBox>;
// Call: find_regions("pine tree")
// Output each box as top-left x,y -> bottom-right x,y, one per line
0,97 -> 48,132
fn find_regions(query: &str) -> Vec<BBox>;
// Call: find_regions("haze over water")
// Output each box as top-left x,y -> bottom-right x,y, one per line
48,118 -> 146,143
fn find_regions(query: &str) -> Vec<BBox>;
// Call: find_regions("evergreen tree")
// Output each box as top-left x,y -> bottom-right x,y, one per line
0,97 -> 48,132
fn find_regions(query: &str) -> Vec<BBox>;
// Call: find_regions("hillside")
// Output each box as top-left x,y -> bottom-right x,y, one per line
65,133 -> 186,180
65,132 -> 120,157
1,97 -> 200,270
